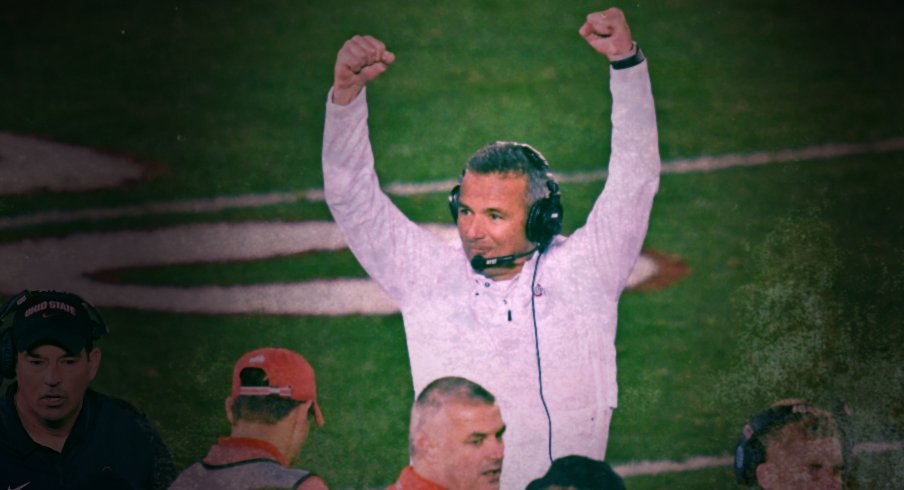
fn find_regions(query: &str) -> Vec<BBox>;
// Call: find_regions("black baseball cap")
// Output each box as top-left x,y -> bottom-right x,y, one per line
12,291 -> 101,354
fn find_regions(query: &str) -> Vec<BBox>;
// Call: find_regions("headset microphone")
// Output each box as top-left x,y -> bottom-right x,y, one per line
470,248 -> 537,270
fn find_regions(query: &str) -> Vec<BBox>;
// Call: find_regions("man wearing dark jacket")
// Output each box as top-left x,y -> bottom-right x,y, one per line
0,290 -> 175,489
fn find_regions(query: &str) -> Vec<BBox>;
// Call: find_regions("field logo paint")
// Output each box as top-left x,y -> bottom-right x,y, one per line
0,133 -> 658,315
0,132 -> 144,196
0,221 -> 656,315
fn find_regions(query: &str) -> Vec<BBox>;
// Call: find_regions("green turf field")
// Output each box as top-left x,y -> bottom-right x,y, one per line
2,1 -> 903,488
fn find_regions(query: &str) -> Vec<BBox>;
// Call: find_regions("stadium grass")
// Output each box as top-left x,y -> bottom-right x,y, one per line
2,0 -> 903,488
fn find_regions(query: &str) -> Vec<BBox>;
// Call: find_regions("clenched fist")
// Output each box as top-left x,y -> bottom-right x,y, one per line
332,35 -> 395,105
579,8 -> 635,61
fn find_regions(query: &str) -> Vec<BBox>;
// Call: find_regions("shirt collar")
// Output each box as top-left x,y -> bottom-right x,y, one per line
391,466 -> 447,490
213,436 -> 289,467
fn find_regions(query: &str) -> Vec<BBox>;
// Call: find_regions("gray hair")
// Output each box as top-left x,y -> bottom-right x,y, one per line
408,377 -> 496,457
463,141 -> 555,208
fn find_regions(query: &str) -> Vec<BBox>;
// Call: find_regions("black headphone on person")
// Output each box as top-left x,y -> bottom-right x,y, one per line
734,401 -> 842,485
0,290 -> 109,379
447,143 -> 564,252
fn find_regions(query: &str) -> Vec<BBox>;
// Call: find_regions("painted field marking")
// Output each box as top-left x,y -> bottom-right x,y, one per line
2,136 -> 903,230
0,221 -> 657,314
0,132 -> 144,195
2,134 -> 903,314
614,454 -> 733,477
612,440 -> 904,477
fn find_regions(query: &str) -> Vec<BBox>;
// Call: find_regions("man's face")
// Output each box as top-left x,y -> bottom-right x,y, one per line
457,171 -> 534,280
15,344 -> 99,428
758,435 -> 843,490
426,401 -> 505,490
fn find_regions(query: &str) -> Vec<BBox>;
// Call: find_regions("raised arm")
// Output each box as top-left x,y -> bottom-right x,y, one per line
569,8 -> 661,295
322,36 -> 454,305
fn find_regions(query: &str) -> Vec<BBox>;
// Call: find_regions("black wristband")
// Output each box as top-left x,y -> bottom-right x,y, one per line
610,44 -> 645,70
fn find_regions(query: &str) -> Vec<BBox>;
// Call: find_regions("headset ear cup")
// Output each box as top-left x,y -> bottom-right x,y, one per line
92,321 -> 106,339
546,191 -> 564,238
85,303 -> 110,339
0,331 -> 16,379
526,183 -> 564,250
448,185 -> 461,223
526,199 -> 544,245
0,290 -> 28,380
735,429 -> 767,485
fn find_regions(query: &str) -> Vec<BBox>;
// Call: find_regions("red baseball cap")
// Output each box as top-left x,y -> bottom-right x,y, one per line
231,347 -> 324,426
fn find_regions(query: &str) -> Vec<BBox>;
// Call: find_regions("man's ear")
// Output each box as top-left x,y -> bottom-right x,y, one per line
414,431 -> 434,459
87,347 -> 102,381
293,401 -> 314,425
286,401 -> 314,461
292,401 -> 314,437
756,461 -> 776,489
225,396 -> 235,424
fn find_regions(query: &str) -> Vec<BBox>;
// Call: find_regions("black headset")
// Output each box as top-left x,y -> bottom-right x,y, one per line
734,401 -> 841,485
447,143 -> 564,252
0,290 -> 109,379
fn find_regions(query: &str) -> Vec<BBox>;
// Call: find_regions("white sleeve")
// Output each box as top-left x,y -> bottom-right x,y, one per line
321,88 -> 451,305
567,60 -> 661,296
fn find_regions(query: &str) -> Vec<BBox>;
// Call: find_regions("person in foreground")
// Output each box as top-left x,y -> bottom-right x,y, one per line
734,399 -> 844,489
169,347 -> 328,490
0,289 -> 175,489
527,455 -> 625,490
389,376 -> 505,490
322,6 -> 659,488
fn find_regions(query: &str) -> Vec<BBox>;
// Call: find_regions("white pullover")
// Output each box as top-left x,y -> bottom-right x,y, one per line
322,60 -> 660,489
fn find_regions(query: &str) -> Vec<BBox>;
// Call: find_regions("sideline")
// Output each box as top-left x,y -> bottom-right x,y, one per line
2,136 -> 903,230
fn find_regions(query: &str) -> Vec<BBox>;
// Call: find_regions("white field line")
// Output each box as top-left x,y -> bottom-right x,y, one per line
384,136 -> 904,192
853,440 -> 904,455
611,440 -> 903,477
613,454 -> 733,477
2,136 -> 903,231
581,440 -> 902,479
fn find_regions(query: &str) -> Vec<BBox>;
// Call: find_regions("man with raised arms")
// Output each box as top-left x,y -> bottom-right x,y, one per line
322,6 -> 659,488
